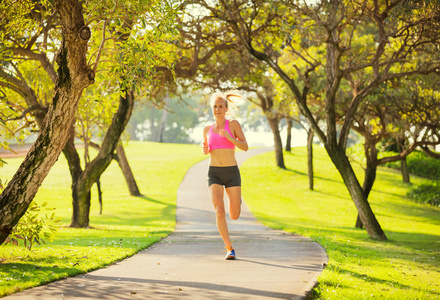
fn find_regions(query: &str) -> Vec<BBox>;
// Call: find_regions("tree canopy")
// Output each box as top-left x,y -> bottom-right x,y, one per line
182,0 -> 440,240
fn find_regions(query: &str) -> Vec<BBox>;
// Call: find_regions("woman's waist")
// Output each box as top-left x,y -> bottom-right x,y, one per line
209,149 -> 237,166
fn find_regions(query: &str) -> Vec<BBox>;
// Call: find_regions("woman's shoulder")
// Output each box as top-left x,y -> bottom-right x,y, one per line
203,124 -> 212,134
228,119 -> 241,127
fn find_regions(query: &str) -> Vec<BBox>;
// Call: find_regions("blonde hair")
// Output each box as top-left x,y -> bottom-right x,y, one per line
210,90 -> 243,118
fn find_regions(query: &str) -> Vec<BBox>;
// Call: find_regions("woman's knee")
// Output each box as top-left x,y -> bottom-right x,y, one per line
230,213 -> 240,220
215,206 -> 226,219
229,208 -> 241,220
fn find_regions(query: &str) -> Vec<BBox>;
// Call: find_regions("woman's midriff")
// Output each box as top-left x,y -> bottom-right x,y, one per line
209,148 -> 237,166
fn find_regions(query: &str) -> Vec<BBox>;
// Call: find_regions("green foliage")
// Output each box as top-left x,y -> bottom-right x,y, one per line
406,151 -> 440,180
0,142 -> 12,168
5,202 -> 61,251
385,151 -> 440,180
0,142 -> 13,191
406,182 -> 440,207
347,143 -> 399,167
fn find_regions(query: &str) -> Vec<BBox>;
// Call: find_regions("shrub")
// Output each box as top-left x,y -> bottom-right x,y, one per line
385,150 -> 440,180
406,182 -> 440,207
406,151 -> 440,180
5,201 -> 61,250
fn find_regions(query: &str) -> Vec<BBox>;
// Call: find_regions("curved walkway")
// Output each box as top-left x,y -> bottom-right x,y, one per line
5,148 -> 328,299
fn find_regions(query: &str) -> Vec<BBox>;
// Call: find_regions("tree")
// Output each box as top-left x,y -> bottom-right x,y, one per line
274,47 -> 326,190
67,0 -> 178,227
0,0 -> 94,244
348,77 -> 440,227
1,0 -> 178,229
189,0 -> 440,240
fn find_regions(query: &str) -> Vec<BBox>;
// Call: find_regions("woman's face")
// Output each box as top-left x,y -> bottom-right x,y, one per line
212,98 -> 228,118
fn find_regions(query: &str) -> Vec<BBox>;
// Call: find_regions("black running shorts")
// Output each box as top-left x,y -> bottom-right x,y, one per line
207,165 -> 241,188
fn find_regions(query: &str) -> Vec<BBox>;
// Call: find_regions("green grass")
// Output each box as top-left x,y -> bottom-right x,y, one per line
0,141 -> 205,297
240,147 -> 440,300
2,143 -> 439,299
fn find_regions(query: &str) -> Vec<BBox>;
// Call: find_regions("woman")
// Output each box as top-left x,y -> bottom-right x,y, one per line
202,91 -> 248,260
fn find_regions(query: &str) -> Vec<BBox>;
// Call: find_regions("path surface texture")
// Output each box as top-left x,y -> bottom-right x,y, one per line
5,148 -> 328,300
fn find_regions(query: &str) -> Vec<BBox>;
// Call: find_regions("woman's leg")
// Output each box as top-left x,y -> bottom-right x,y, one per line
209,183 -> 231,248
225,186 -> 242,220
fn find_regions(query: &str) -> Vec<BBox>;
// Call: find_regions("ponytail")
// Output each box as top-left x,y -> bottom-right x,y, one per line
210,90 -> 243,118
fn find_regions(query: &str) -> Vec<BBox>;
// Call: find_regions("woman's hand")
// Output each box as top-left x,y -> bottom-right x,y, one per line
219,129 -> 232,140
202,142 -> 209,155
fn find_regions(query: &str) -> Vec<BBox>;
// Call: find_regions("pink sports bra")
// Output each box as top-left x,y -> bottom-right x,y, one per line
208,119 -> 236,150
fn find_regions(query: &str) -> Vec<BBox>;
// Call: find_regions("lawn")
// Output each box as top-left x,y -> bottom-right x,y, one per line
1,143 -> 439,299
0,141 -> 205,297
240,146 -> 440,300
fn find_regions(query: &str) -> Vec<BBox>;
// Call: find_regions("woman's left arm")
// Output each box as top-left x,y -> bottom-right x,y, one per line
227,120 -> 248,151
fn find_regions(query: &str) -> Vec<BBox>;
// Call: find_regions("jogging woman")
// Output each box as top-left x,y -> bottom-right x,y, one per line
202,91 -> 248,260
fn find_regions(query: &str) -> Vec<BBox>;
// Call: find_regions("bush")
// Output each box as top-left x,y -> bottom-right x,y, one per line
5,201 -> 61,250
406,151 -> 440,180
406,182 -> 440,207
385,150 -> 440,180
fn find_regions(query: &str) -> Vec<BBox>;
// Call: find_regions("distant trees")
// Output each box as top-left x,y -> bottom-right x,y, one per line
129,93 -> 201,144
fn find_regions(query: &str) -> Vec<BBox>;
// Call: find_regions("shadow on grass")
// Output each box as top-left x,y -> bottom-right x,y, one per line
137,195 -> 175,207
50,234 -> 171,247
258,216 -> 440,258
0,262 -> 84,297
85,195 -> 177,227
284,167 -> 345,186
321,265 -> 440,298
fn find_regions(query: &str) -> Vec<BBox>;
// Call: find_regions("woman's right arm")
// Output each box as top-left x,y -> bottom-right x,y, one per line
202,126 -> 210,155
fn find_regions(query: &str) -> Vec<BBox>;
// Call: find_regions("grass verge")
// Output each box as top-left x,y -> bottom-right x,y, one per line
0,141 -> 205,297
240,146 -> 440,300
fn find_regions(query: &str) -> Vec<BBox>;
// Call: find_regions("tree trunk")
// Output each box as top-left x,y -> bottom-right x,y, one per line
355,215 -> 363,229
307,128 -> 314,191
286,118 -> 292,152
356,142 -> 379,229
267,116 -> 286,169
86,140 -> 141,197
70,89 -> 135,228
115,143 -> 141,196
149,108 -> 157,141
61,124 -> 88,227
356,162 -> 377,229
0,0 -> 94,245
401,157 -> 410,183
96,177 -> 103,215
156,92 -> 169,143
326,146 -> 387,240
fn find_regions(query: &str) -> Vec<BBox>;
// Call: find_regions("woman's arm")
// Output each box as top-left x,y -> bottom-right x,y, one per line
202,126 -> 210,154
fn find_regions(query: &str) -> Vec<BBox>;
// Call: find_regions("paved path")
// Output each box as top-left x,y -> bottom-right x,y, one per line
5,148 -> 328,299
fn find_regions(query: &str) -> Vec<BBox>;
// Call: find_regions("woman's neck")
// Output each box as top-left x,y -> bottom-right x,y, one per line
214,117 -> 226,127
